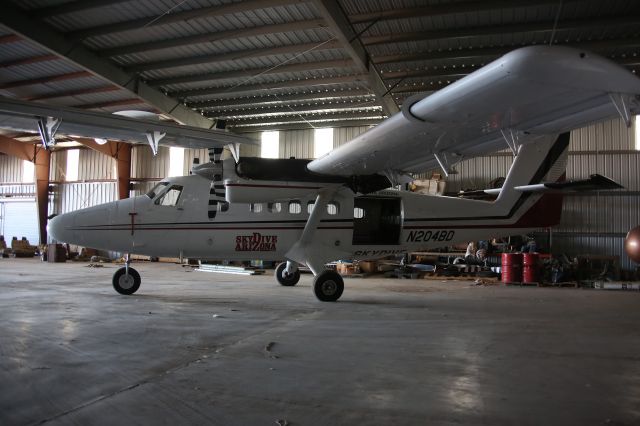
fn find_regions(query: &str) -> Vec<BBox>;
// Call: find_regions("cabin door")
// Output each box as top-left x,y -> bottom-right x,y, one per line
352,196 -> 402,245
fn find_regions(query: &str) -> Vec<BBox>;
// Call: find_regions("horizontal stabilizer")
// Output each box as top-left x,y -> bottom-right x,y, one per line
514,174 -> 623,192
460,174 -> 623,198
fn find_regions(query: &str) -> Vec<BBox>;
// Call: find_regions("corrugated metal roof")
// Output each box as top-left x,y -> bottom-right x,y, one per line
1,0 -> 639,130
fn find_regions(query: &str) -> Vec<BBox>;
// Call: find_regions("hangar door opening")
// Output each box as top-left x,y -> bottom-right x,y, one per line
353,196 -> 402,245
0,200 -> 39,245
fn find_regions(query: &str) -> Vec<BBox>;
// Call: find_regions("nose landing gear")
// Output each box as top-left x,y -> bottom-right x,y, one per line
112,254 -> 141,295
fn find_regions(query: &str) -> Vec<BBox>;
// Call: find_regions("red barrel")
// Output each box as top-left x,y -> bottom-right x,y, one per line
501,253 -> 523,283
522,252 -> 540,283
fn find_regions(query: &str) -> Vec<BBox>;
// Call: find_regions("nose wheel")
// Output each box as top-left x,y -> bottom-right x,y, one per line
112,266 -> 141,295
313,270 -> 344,302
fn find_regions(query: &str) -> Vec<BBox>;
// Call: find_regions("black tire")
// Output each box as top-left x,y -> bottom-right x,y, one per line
313,270 -> 344,302
112,267 -> 141,295
275,262 -> 300,286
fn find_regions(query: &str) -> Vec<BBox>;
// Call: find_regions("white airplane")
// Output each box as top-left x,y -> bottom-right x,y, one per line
1,46 -> 637,301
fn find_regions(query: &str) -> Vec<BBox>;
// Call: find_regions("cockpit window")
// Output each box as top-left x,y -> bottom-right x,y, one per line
154,185 -> 184,207
146,182 -> 168,199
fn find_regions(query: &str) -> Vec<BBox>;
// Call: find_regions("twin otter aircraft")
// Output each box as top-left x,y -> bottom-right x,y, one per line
3,46 -> 638,301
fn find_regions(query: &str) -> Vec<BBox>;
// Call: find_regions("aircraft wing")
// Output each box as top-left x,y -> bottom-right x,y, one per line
308,46 -> 640,177
0,96 -> 255,150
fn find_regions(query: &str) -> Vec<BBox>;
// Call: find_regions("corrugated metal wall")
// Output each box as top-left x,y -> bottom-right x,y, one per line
334,126 -> 373,148
0,154 -> 23,182
0,155 -> 33,197
279,129 -> 315,159
78,148 -> 115,180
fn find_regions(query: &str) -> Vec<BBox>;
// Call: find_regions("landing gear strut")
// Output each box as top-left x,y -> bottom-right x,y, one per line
112,254 -> 141,295
275,261 -> 300,286
313,270 -> 344,302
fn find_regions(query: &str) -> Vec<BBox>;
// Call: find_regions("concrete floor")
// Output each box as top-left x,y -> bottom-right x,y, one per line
1,259 -> 639,426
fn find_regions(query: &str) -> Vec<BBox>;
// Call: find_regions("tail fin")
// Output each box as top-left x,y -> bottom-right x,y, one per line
496,133 -> 569,228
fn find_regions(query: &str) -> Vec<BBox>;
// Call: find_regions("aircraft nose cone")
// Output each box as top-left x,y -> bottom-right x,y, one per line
47,213 -> 75,243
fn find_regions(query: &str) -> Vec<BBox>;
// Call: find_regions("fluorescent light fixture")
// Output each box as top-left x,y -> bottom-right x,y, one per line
261,131 -> 279,158
314,128 -> 333,158
169,147 -> 185,176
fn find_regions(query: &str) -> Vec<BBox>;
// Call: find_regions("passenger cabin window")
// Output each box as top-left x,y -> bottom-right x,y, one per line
354,207 -> 364,219
307,201 -> 315,214
250,203 -> 263,213
268,202 -> 282,213
155,185 -> 183,207
327,202 -> 339,215
289,201 -> 302,214
146,182 -> 168,199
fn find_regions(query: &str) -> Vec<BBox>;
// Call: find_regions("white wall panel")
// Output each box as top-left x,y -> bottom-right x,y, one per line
0,154 -> 23,182
131,145 -> 169,179
78,148 -> 115,180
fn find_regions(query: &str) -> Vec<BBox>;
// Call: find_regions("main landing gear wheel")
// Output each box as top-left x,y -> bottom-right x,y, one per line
275,262 -> 300,286
112,267 -> 141,295
313,270 -> 344,302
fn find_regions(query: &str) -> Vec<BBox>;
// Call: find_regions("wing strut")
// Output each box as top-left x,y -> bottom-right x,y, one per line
433,152 -> 459,177
227,143 -> 240,162
145,131 -> 166,156
500,128 -> 520,157
36,116 -> 61,149
609,93 -> 632,127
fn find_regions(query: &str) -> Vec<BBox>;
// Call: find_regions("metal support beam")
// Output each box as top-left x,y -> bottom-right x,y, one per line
206,100 -> 381,117
189,89 -> 373,109
229,110 -> 384,126
126,40 -> 342,73
350,0 -> 583,24
371,38 -> 640,65
149,59 -> 355,88
0,55 -> 60,69
171,74 -> 369,99
76,98 -> 146,110
98,20 -> 325,57
74,138 -> 132,199
68,0 -> 304,40
35,147 -> 51,244
32,0 -> 133,18
312,0 -> 399,116
0,71 -> 92,90
362,15 -> 640,46
1,2 -> 215,129
0,136 -> 50,244
229,119 -> 380,132
25,86 -> 122,101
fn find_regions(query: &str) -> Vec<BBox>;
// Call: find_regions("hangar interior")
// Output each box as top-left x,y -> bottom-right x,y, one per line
1,0 -> 640,425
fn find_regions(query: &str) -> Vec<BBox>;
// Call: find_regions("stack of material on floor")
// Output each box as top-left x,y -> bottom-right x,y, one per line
196,263 -> 264,275
76,247 -> 98,261
47,243 -> 67,263
0,235 -> 8,258
357,260 -> 378,274
410,173 -> 446,195
336,261 -> 360,276
10,237 -> 37,258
